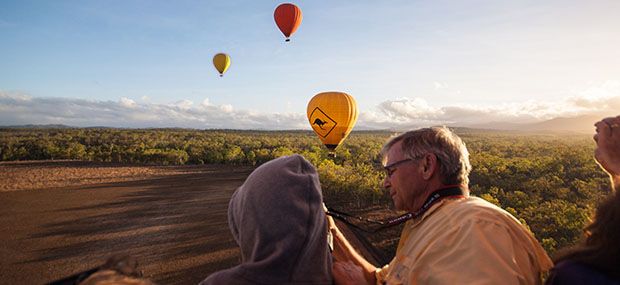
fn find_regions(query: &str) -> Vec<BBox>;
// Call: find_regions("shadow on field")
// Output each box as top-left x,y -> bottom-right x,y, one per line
22,165 -> 253,284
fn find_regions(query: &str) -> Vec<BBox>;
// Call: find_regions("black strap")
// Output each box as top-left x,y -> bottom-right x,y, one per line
411,185 -> 464,219
326,186 -> 465,233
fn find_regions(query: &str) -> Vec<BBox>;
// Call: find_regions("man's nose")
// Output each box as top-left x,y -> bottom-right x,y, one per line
383,176 -> 391,188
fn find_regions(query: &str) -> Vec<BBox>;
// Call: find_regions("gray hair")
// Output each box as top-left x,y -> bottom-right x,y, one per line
381,126 -> 472,186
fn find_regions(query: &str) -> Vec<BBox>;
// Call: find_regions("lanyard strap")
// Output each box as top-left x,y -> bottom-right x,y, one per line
405,185 -> 465,220
377,186 -> 465,230
326,186 -> 465,233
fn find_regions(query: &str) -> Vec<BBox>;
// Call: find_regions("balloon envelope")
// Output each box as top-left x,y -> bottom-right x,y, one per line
274,3 -> 302,42
213,53 -> 231,77
307,92 -> 358,152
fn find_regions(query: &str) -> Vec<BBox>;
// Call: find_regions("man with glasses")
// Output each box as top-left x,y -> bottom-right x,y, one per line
329,126 -> 553,285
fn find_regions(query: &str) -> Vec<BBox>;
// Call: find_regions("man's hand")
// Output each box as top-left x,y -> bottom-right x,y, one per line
327,215 -> 350,262
594,115 -> 620,188
327,215 -> 377,284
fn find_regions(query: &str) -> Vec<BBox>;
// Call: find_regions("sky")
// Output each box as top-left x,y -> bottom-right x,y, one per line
1,0 -> 620,130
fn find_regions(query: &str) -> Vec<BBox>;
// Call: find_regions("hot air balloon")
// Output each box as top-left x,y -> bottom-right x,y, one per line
274,3 -> 302,42
213,53 -> 231,77
307,92 -> 358,156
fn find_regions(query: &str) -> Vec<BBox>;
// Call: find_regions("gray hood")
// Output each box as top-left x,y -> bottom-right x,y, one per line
201,154 -> 333,285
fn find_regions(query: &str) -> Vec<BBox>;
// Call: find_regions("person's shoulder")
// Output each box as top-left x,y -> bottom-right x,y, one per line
440,196 -> 539,237
547,260 -> 620,285
446,196 -> 517,222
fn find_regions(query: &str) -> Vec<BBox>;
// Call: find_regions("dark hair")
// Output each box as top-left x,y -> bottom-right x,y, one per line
553,188 -> 620,278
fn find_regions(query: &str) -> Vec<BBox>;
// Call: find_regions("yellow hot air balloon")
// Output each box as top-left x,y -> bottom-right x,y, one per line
213,53 -> 230,77
307,91 -> 358,156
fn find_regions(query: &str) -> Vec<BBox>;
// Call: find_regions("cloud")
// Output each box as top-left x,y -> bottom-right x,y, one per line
0,91 -> 306,129
358,97 -> 606,130
1,81 -> 618,130
173,99 -> 193,110
119,97 -> 136,108
219,104 -> 233,113
567,80 -> 620,110
357,81 -> 620,129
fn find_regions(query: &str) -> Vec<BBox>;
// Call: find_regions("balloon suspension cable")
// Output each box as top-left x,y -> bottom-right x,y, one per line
325,206 -> 412,233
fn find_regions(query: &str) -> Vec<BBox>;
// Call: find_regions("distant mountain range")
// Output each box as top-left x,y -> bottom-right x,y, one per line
461,115 -> 600,134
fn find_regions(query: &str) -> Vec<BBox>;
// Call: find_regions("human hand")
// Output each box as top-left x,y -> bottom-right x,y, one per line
326,215 -> 348,262
594,115 -> 620,182
333,261 -> 369,285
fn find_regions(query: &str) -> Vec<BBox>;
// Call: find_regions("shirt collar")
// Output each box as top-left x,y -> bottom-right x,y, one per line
406,194 -> 466,229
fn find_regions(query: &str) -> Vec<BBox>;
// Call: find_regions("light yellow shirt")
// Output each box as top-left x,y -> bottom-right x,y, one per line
375,196 -> 553,285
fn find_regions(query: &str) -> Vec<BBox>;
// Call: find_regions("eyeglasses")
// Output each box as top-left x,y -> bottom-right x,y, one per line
383,155 -> 425,179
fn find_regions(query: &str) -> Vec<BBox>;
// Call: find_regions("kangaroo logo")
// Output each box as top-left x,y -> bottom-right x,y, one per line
313,118 -> 328,130
309,107 -> 337,138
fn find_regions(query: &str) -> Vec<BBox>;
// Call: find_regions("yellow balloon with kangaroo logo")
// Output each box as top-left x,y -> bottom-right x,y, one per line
307,91 -> 358,154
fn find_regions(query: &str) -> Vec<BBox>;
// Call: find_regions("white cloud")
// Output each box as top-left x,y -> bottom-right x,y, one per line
1,81 -> 618,130
0,91 -> 31,101
0,91 -> 306,129
568,80 -> 620,110
119,97 -> 136,108
360,98 -> 552,129
357,81 -> 620,129
173,99 -> 193,110
378,97 -> 440,120
220,104 -> 233,113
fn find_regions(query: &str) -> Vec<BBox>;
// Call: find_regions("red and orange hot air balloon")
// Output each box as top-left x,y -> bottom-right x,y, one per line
274,3 -> 302,42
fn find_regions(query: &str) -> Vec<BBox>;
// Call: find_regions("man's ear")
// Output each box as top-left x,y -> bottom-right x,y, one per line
421,153 -> 437,180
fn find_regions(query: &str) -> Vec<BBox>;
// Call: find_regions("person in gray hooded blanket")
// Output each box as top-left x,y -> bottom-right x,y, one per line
200,154 -> 333,285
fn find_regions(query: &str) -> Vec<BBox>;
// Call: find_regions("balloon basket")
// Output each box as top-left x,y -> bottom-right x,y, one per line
285,38 -> 290,42
328,152 -> 336,158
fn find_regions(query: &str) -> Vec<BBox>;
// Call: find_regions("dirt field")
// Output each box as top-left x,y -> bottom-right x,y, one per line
0,160 -> 386,284
0,160 -> 254,284
0,160 -> 197,192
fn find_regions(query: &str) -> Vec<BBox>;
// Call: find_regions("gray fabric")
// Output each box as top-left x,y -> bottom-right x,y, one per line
200,154 -> 333,285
